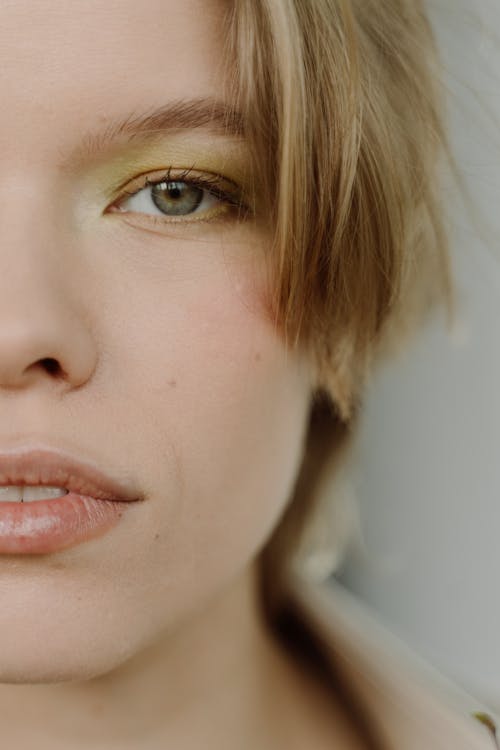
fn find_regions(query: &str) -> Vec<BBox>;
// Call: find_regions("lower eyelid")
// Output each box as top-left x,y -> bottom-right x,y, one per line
108,201 -> 234,228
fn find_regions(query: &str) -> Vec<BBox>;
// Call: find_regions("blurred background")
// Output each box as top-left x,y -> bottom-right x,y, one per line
334,0 -> 500,712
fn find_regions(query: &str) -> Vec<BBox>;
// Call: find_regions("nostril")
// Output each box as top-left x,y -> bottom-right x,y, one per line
40,358 -> 61,376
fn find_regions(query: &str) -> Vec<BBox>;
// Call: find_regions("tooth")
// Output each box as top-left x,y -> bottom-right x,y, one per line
22,486 -> 68,502
0,486 -> 68,502
0,486 -> 23,502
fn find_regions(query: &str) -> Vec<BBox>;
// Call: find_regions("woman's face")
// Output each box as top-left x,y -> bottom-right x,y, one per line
0,0 -> 312,681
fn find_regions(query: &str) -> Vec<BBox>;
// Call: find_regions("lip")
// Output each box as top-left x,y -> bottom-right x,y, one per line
0,448 -> 143,502
0,447 -> 144,555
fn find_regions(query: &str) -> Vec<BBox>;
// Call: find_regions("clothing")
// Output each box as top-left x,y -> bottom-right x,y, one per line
288,573 -> 495,749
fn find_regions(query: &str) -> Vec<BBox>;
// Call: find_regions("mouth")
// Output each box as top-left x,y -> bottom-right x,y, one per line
0,447 -> 144,555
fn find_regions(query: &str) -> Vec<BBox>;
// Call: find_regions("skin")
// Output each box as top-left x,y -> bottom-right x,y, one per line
0,2 -> 361,748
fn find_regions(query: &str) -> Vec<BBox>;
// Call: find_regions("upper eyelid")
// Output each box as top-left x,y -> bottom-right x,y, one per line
133,169 -> 226,196
113,165 -> 240,196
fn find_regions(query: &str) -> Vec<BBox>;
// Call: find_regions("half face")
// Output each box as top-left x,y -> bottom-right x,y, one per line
0,0 -> 313,681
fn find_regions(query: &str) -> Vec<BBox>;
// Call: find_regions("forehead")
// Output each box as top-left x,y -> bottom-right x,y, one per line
0,0 -> 228,159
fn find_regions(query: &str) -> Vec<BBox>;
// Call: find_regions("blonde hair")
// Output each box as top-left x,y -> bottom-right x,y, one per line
224,1 -> 453,613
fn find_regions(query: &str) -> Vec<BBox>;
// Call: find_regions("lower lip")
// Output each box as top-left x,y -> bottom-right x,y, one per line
0,493 -> 129,554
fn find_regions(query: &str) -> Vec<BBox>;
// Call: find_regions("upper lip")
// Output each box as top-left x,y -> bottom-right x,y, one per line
0,448 -> 143,502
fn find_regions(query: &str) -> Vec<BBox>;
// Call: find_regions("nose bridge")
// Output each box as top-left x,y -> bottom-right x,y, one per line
0,175 -> 98,391
0,173 -> 67,277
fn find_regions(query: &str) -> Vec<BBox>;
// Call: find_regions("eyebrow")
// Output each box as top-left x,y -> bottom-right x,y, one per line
62,97 -> 245,167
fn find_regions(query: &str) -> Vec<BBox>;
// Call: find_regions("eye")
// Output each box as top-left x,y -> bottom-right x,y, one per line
122,179 -> 219,217
108,168 -> 245,226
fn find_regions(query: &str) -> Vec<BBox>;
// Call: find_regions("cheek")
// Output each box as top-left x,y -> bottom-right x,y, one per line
177,288 -> 307,554
156,269 -> 310,573
112,249 -> 310,599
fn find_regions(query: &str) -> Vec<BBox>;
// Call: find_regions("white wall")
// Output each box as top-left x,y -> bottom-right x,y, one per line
335,0 -> 500,710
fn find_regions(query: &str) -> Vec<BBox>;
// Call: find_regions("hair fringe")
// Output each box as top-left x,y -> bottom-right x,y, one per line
225,0 -> 456,616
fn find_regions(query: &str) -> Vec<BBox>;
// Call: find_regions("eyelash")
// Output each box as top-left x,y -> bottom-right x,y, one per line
110,166 -> 247,228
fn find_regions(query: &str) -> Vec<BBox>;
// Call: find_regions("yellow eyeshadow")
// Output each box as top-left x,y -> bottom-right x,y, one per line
90,136 -> 253,201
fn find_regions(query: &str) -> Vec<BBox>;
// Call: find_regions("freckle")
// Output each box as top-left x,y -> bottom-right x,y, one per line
167,379 -> 177,388
154,533 -> 160,541
254,352 -> 262,362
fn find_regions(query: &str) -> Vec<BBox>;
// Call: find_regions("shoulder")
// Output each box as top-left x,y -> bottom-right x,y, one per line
282,572 -> 495,750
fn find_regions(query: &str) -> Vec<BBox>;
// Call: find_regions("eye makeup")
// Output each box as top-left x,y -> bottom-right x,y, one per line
88,135 -> 251,194
75,134 -> 256,230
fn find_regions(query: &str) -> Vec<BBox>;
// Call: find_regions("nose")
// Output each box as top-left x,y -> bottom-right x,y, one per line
0,201 -> 97,393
